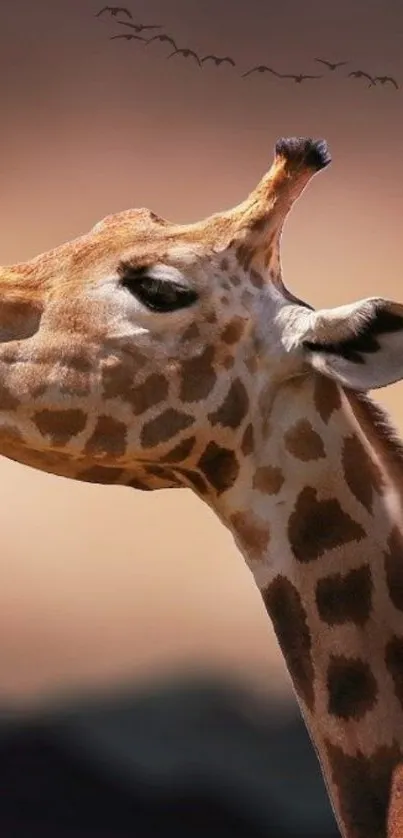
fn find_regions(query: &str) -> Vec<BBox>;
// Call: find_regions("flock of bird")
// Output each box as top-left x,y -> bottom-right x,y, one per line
95,6 -> 399,89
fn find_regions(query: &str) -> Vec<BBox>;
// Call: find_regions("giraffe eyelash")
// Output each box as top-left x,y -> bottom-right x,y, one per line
118,265 -> 198,313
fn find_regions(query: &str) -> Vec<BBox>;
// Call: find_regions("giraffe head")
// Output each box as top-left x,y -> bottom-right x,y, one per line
1,137 -> 403,495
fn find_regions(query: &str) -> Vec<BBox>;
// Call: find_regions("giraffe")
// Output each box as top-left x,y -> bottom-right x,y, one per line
1,136 -> 403,838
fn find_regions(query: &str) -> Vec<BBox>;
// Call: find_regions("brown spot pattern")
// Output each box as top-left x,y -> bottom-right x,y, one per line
284,419 -> 326,461
84,415 -> 128,458
0,299 -> 41,341
34,409 -> 87,446
230,511 -> 270,560
326,739 -> 402,838
327,654 -> 378,720
313,374 -> 341,424
250,216 -> 267,234
129,374 -> 169,416
249,268 -> 264,289
148,210 -> 165,224
181,322 -> 200,342
241,423 -> 254,456
236,243 -> 254,272
315,565 -> 373,626
141,409 -> 195,448
0,381 -> 19,410
342,434 -> 384,512
221,316 -> 246,345
101,349 -> 148,400
253,465 -> 284,495
208,379 -> 249,429
66,353 -> 93,373
179,346 -> 217,403
262,576 -> 315,711
162,436 -> 196,463
197,441 -> 239,494
229,273 -> 241,287
288,487 -> 366,562
384,528 -> 403,612
385,635 -> 403,710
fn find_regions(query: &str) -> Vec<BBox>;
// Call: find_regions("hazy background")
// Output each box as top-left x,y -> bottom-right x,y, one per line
0,0 -> 402,707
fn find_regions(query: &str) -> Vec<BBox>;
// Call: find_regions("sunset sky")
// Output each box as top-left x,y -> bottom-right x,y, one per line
0,0 -> 402,707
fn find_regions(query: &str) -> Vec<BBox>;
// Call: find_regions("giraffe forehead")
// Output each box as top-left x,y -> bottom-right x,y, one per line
16,207 -> 271,309
67,235 -> 218,296
86,208 -> 222,265
67,209 -> 264,296
71,238 -> 266,322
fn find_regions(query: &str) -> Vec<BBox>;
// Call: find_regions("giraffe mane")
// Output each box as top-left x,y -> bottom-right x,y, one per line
346,388 -> 403,508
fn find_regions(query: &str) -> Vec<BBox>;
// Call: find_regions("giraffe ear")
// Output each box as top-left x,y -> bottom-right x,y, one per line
300,297 -> 403,390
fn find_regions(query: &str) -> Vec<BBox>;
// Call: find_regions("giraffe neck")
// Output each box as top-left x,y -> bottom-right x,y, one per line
215,372 -> 403,838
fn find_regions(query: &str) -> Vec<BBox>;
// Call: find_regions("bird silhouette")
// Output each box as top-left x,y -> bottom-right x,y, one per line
145,33 -> 178,50
200,55 -> 235,67
279,73 -> 323,83
315,58 -> 348,71
118,21 -> 162,32
373,75 -> 399,89
110,34 -> 146,41
96,6 -> 132,18
348,70 -> 376,84
241,65 -> 281,78
167,48 -> 202,67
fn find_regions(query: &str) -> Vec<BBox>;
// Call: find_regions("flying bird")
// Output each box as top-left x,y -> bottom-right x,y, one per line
110,34 -> 146,41
315,58 -> 348,71
200,55 -> 235,67
118,21 -> 162,32
167,48 -> 202,67
96,6 -> 132,18
373,75 -> 399,89
279,73 -> 323,83
348,70 -> 376,84
241,65 -> 281,78
145,33 -> 177,50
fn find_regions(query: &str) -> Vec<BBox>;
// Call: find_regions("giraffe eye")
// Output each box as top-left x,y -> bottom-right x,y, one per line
121,274 -> 198,313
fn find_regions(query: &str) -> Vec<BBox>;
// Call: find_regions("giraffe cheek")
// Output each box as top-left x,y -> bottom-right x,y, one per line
178,345 -> 217,403
0,299 -> 42,343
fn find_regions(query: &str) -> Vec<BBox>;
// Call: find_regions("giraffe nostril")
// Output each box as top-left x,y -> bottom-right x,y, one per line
0,299 -> 42,343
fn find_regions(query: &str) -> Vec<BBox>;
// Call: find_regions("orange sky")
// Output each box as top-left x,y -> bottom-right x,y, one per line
0,0 -> 402,708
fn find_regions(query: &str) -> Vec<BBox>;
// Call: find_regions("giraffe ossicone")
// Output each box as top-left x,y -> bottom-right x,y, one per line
2,136 -> 403,838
